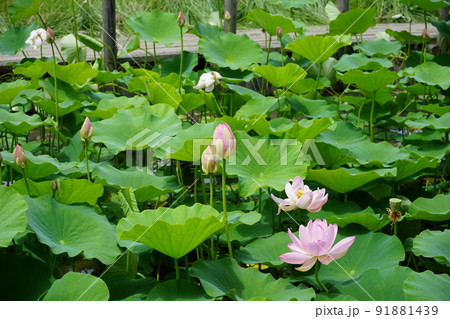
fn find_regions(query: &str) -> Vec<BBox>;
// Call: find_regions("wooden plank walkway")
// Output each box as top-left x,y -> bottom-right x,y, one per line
0,23 -> 437,68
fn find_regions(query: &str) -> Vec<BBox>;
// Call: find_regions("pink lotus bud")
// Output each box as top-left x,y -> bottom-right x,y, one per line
13,144 -> 27,169
422,28 -> 429,38
46,27 -> 55,44
224,11 -> 231,21
80,117 -> 93,141
276,25 -> 283,38
202,145 -> 219,174
177,12 -> 185,27
52,180 -> 58,192
212,123 -> 236,160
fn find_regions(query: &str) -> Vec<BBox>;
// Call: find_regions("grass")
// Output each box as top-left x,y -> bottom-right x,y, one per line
0,0 -> 442,36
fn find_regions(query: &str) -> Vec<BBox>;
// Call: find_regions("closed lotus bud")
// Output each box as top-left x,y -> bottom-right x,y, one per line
80,117 -> 93,141
177,12 -> 185,27
224,11 -> 231,21
46,27 -> 55,44
276,25 -> 283,38
52,179 -> 58,192
422,28 -> 429,38
0,152 -> 3,163
202,145 -> 218,174
13,144 -> 27,169
212,123 -> 236,160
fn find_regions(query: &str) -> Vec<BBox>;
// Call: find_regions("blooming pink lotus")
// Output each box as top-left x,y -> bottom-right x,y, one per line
280,219 -> 355,271
271,176 -> 328,214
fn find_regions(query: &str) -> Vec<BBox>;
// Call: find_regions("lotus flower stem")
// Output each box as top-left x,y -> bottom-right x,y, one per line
209,173 -> 215,260
369,93 -> 376,142
258,188 -> 262,214
184,255 -> 190,280
84,140 -> 91,182
50,43 -> 60,152
22,168 -> 31,196
144,41 -> 148,69
153,42 -> 158,65
222,159 -> 233,258
315,262 -> 328,292
176,160 -> 184,185
194,165 -> 198,203
178,26 -> 184,93
313,63 -> 322,100
174,258 -> 180,280
71,0 -> 80,63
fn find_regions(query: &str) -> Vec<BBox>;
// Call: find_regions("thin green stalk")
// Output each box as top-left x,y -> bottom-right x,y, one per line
200,169 -> 207,204
313,63 -> 322,99
194,165 -> 198,203
174,258 -> 180,280
260,35 -> 272,94
22,168 -> 31,196
153,42 -> 158,65
178,27 -> 184,93
222,160 -> 233,258
209,174 -> 215,260
369,92 -> 376,142
315,262 -> 328,292
71,0 -> 80,63
176,160 -> 184,185
50,43 -> 60,152
144,41 -> 148,69
184,255 -> 190,280
84,140 -> 91,182
258,188 -> 262,214
125,250 -> 130,273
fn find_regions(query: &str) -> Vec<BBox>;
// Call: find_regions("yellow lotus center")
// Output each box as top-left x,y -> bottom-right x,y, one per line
296,190 -> 304,198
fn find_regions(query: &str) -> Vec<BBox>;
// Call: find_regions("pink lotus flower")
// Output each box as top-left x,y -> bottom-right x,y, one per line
80,117 -> 93,141
271,176 -> 328,214
212,123 -> 236,160
201,145 -> 218,174
13,144 -> 28,169
280,219 -> 355,271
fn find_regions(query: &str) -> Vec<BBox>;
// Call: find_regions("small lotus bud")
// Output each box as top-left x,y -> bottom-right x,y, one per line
212,123 -> 236,160
224,11 -> 231,21
80,117 -> 93,141
202,145 -> 218,174
52,180 -> 58,192
46,27 -> 55,44
158,64 -> 162,70
276,26 -> 283,38
13,144 -> 27,169
177,12 -> 185,27
422,28 -> 429,38
261,28 -> 265,33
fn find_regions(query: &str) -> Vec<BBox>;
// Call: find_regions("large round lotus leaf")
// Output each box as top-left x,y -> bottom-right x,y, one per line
431,19 -> 450,39
347,141 -> 410,167
92,165 -> 183,202
253,63 -> 307,89
329,8 -> 376,35
340,67 -> 398,92
247,9 -> 302,36
412,229 -> 450,265
286,35 -> 351,64
404,271 -> 450,301
354,39 -> 402,57
198,32 -> 263,70
316,231 -> 405,284
316,120 -> 369,146
12,179 -> 103,206
126,10 -> 184,47
406,194 -> 450,221
400,0 -> 449,11
0,79 -> 30,105
235,97 -> 278,118
393,157 -> 439,182
288,117 -> 334,143
306,167 -> 397,194
226,131 -> 307,197
0,186 -> 27,247
24,195 -> 121,265
103,275 -> 158,301
158,51 -> 199,77
287,96 -> 338,118
0,254 -> 52,300
91,105 -> 181,155
405,113 -> 450,131
332,267 -> 414,301
0,150 -> 75,179
268,0 -> 319,9
34,60 -> 98,85
0,109 -> 52,134
307,200 -> 390,231
147,279 -> 211,301
409,62 -> 450,90
334,53 -> 393,72
34,98 -> 86,117
191,258 -> 315,301
0,23 -> 39,55
8,0 -> 43,22
117,204 -> 224,259
43,272 -> 109,301
83,96 -> 149,119
234,231 -> 291,267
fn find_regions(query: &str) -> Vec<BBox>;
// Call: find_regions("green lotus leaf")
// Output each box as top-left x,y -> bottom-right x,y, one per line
117,203 -> 224,259
332,267 -> 414,301
234,232 -> 292,267
269,118 -> 294,135
354,39 -> 402,57
329,8 -> 377,35
227,210 -> 261,229
83,95 -> 149,119
409,62 -> 450,90
147,279 -> 211,301
226,131 -> 307,197
92,165 -> 183,202
334,53 -> 393,72
405,141 -> 450,160
400,0 -> 449,11
34,60 -> 98,85
393,157 -> 439,182
315,143 -> 357,169
268,0 -> 319,9
0,79 -> 30,105
412,229 -> 449,266
103,275 -> 158,301
314,231 -> 404,284
307,167 -> 397,194
253,63 -> 307,89
431,19 -> 450,39
1,150 -> 75,179
43,272 -> 109,301
235,97 -> 278,118
0,109 -> 53,135
147,82 -> 181,110
339,67 -> 398,92
127,10 -> 184,47
404,271 -> 450,301
224,84 -> 264,101
12,179 -> 104,206
406,194 -> 450,221
386,29 -> 428,42
94,70 -> 127,83
34,98 -> 86,117
347,141 -> 410,167
316,120 -> 370,147
421,103 -> 450,117
198,32 -> 264,70
25,195 -> 121,264
91,105 -> 181,155
8,0 -> 43,23
158,51 -> 198,77
60,34 -> 87,63
191,258 -> 315,301
0,186 -> 27,247
0,23 -> 40,55
191,21 -> 225,38
307,200 -> 390,231
286,35 -> 351,64
0,254 -> 52,300
287,96 -> 338,118
247,9 -> 302,36
288,117 -> 334,143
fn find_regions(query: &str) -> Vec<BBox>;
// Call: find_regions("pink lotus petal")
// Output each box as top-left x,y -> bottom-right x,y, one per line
279,251 -> 311,265
285,182 -> 298,203
296,191 -> 313,209
287,228 -> 303,250
298,224 -> 314,249
306,241 -> 327,257
320,223 -> 337,252
323,236 -> 356,264
294,257 -> 317,272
